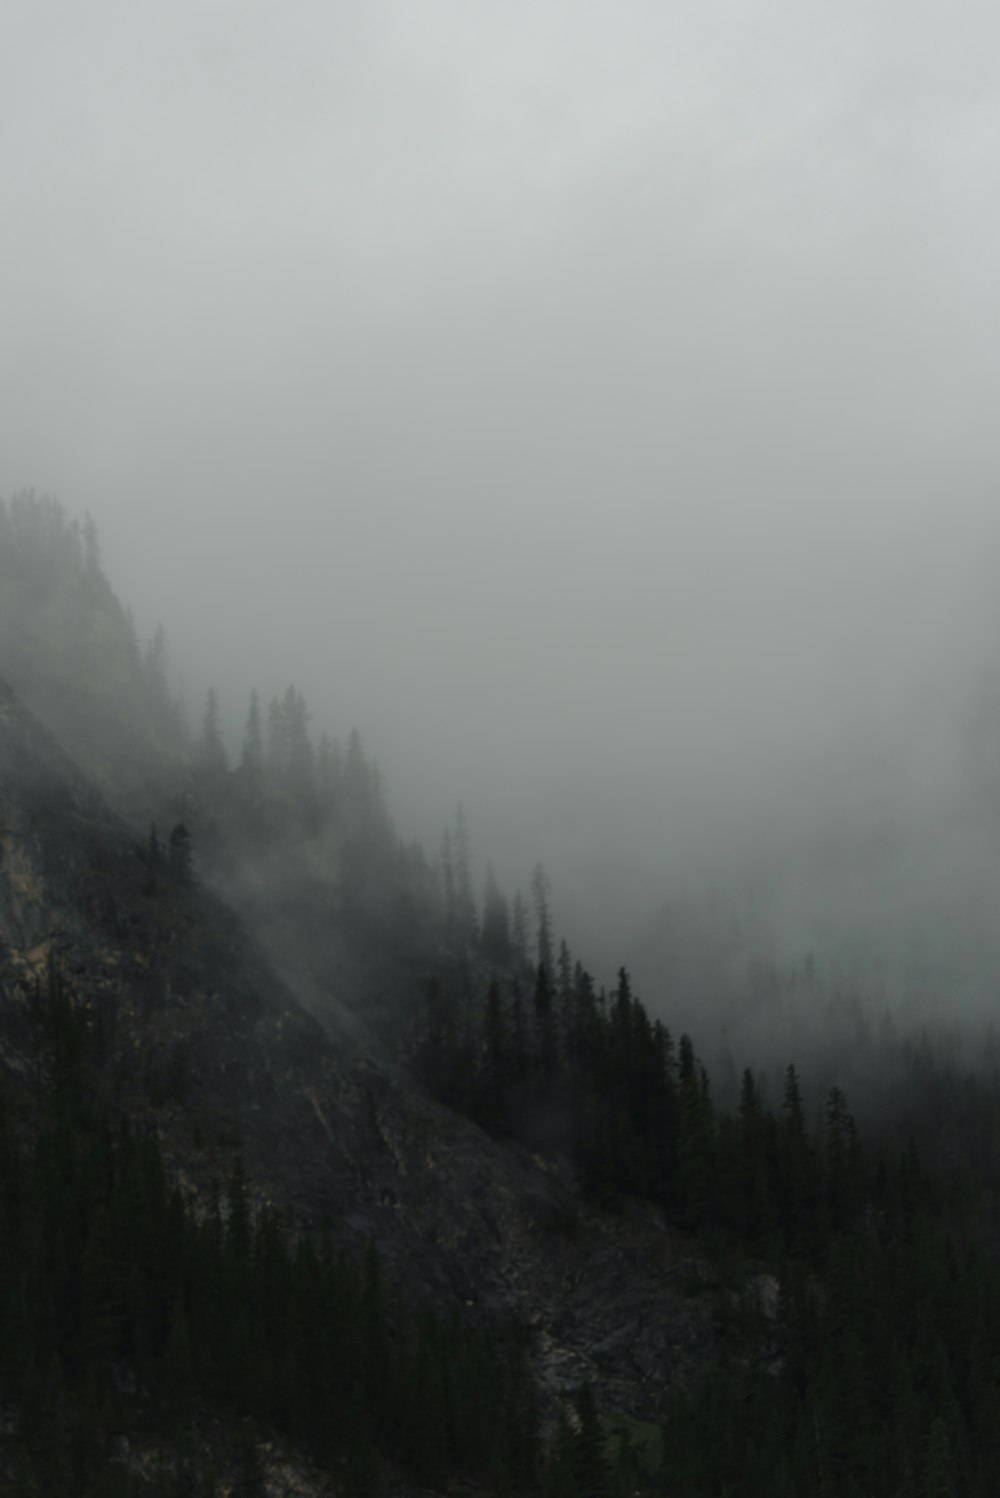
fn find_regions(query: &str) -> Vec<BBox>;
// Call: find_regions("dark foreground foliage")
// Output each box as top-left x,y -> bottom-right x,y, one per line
0,968 -> 544,1495
13,959 -> 1000,1495
418,964 -> 1000,1497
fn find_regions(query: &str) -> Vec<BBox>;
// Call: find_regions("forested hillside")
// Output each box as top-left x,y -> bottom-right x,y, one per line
3,492 -> 1000,1495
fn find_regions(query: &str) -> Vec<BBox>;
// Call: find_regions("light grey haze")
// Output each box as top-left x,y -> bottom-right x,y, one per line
4,0 -> 1000,987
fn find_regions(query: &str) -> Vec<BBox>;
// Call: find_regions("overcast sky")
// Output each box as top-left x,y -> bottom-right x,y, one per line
4,0 -> 1000,964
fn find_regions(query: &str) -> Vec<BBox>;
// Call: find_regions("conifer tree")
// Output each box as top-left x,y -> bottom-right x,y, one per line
779,1063 -> 814,1250
532,964 -> 558,1084
82,511 -> 102,584
481,863 -> 511,963
611,967 -> 634,1092
480,981 -> 509,1129
451,803 -> 478,945
342,728 -> 373,835
266,696 -> 285,783
508,980 -> 530,1090
316,732 -> 341,823
557,939 -> 573,1015
511,891 -> 529,966
439,830 -> 456,937
143,624 -> 180,741
284,686 -> 317,820
197,687 -> 228,775
825,1085 -> 860,1232
782,1063 -> 806,1142
531,862 -> 553,971
675,1034 -> 714,1228
241,689 -> 264,794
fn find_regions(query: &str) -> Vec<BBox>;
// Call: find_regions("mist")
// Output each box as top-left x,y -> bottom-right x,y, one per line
5,0 -> 1000,1029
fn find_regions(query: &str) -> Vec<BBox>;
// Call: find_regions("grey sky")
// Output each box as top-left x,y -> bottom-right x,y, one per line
4,0 -> 1000,966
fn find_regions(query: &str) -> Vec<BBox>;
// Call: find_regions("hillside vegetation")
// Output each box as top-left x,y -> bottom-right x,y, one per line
2,492 -> 1000,1496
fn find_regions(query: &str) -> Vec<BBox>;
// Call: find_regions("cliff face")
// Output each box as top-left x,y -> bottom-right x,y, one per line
0,676 -> 716,1427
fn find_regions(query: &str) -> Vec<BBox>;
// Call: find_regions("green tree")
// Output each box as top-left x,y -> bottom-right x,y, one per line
196,687 -> 227,775
240,689 -> 264,795
533,964 -> 558,1084
531,862 -> 553,971
508,890 -> 528,966
481,863 -> 511,963
452,802 -> 478,945
480,981 -> 509,1129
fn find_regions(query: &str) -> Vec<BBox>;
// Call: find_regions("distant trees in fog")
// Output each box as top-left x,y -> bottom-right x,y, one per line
0,491 -> 186,755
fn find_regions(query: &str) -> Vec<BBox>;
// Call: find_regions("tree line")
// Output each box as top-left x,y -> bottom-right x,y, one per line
414,955 -> 1000,1495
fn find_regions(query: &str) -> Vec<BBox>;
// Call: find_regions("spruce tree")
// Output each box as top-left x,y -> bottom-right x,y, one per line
531,862 -> 553,971
533,964 -> 558,1085
439,830 -> 456,937
241,689 -> 264,795
480,981 -> 509,1129
481,863 -> 511,963
511,890 -> 529,966
197,687 -> 227,775
451,802 -> 478,945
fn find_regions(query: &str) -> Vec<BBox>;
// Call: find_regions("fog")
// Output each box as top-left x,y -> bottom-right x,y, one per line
5,1 -> 1000,1008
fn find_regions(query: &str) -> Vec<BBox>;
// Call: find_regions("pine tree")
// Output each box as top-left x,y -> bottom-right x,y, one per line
531,862 -> 553,971
197,687 -> 228,775
266,696 -> 286,783
675,1034 -> 714,1228
452,803 -> 478,945
82,512 -> 102,583
611,967 -> 634,1095
481,863 -> 510,963
284,686 -> 317,821
511,891 -> 529,966
825,1085 -> 860,1232
533,964 -> 558,1084
480,981 -> 509,1129
439,830 -> 457,938
316,731 -> 342,823
342,728 -> 373,836
779,1064 -> 814,1252
508,981 -> 530,1091
556,939 -> 573,1020
241,689 -> 264,795
782,1063 -> 806,1142
738,1067 -> 772,1245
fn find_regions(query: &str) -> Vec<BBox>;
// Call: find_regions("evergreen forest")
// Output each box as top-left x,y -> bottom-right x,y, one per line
2,493 -> 1000,1496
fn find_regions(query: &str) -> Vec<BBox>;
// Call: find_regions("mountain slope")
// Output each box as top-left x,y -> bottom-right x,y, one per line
7,499 -> 1000,1494
0,675 -> 715,1437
